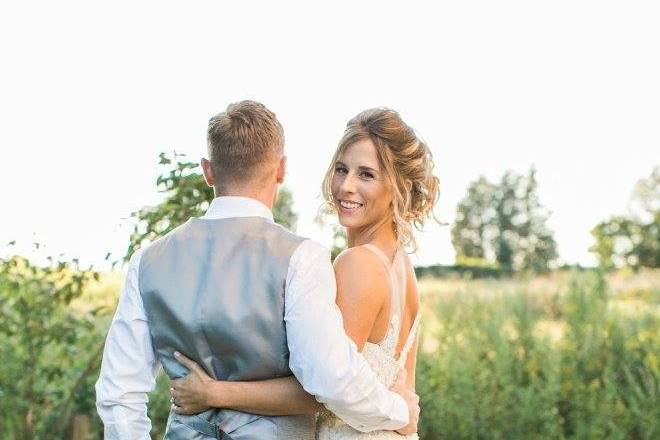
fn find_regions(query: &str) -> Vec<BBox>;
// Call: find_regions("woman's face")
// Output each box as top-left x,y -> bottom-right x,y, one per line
331,138 -> 393,230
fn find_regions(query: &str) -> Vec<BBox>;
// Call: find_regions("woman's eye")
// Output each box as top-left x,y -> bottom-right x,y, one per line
335,166 -> 348,174
360,171 -> 375,179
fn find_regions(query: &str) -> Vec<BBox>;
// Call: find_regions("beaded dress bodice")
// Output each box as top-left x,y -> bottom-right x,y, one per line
316,244 -> 421,440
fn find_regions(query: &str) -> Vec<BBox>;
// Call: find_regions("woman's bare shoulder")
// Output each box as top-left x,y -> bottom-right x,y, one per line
333,246 -> 390,300
334,245 -> 387,273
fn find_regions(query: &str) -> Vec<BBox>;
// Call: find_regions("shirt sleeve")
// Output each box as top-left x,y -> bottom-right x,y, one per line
95,249 -> 160,440
284,239 -> 409,432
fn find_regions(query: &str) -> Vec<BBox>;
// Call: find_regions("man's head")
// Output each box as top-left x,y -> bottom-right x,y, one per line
202,100 -> 286,199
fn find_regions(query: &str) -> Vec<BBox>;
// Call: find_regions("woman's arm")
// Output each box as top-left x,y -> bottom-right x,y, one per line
170,247 -> 389,418
170,352 -> 322,416
202,377 -> 322,416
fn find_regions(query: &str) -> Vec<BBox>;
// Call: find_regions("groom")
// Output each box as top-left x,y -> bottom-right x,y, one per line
95,100 -> 419,439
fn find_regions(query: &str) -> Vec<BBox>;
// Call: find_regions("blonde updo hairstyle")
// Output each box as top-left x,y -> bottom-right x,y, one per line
322,108 -> 440,251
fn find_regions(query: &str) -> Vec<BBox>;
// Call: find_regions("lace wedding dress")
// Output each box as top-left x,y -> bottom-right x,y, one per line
316,244 -> 421,440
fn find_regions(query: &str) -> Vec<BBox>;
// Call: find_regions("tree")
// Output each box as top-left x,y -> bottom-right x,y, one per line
0,248 -> 104,439
629,166 -> 660,222
451,168 -> 558,273
591,167 -> 660,270
451,176 -> 497,261
126,152 -> 298,259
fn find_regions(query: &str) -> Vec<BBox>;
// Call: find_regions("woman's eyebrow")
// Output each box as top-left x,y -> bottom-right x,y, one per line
335,161 -> 379,173
358,165 -> 379,173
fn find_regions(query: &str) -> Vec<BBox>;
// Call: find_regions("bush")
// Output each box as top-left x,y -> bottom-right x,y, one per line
4,248 -> 657,439
0,253 -> 108,439
415,263 -> 504,280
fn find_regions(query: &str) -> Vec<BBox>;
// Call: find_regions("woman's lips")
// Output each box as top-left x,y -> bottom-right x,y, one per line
338,199 -> 364,215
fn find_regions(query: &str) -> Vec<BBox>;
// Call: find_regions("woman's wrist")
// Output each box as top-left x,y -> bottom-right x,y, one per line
205,380 -> 228,408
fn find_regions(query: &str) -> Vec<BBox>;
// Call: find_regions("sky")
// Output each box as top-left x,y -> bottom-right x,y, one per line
1,1 -> 659,270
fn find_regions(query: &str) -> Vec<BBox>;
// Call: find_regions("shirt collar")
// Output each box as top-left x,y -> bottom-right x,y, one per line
202,196 -> 274,222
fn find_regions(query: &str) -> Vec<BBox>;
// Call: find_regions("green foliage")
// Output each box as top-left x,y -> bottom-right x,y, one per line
451,176 -> 497,260
330,225 -> 347,261
313,210 -> 347,261
591,167 -> 660,270
147,373 -> 174,439
454,255 -> 501,270
452,168 -> 558,273
3,151 -> 655,439
630,166 -> 660,222
0,251 -> 107,439
4,244 -> 658,439
417,272 -> 659,439
414,263 -> 504,280
591,215 -> 660,270
272,184 -> 298,232
126,152 -> 298,260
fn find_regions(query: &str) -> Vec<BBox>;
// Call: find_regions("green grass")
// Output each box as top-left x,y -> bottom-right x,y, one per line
416,269 -> 659,439
12,268 -> 656,439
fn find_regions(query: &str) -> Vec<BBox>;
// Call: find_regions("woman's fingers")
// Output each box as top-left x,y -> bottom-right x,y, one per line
174,351 -> 205,375
172,403 -> 197,415
396,367 -> 407,382
391,367 -> 407,391
173,351 -> 196,368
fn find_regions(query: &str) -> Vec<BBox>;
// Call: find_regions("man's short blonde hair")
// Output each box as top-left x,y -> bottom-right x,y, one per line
207,100 -> 284,189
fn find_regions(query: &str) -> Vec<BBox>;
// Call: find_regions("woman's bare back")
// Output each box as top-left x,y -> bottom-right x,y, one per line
316,244 -> 421,439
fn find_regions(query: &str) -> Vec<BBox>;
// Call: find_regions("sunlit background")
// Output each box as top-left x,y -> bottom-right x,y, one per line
2,3 -> 659,439
1,1 -> 658,268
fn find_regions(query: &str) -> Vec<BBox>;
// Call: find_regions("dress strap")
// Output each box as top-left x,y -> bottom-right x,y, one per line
361,243 -> 394,268
361,244 -> 397,293
398,313 -> 421,367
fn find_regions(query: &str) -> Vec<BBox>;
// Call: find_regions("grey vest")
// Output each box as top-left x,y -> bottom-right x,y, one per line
139,217 -> 316,439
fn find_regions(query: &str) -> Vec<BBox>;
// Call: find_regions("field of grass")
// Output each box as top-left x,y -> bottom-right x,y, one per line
416,269 -> 659,439
3,264 -> 657,439
135,268 -> 660,439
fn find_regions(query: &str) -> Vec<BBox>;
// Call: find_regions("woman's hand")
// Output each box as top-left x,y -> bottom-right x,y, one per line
391,368 -> 420,435
170,351 -> 215,415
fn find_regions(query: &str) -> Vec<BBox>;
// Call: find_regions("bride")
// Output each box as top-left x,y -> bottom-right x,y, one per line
169,107 -> 440,439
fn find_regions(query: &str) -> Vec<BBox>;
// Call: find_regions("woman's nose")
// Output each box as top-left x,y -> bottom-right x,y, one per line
339,173 -> 357,193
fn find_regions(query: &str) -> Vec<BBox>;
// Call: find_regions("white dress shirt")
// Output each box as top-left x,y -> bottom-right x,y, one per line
95,196 -> 409,439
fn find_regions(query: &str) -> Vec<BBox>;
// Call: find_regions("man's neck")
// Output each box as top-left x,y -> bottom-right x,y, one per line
214,186 -> 277,210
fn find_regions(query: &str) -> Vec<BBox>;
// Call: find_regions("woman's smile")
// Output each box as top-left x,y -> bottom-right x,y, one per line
338,199 -> 365,215
331,138 -> 392,231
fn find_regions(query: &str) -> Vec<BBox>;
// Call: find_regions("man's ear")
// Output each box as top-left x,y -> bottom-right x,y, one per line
201,158 -> 215,187
276,155 -> 287,184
